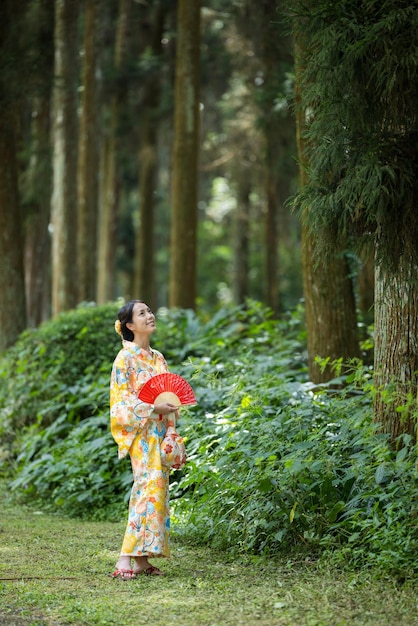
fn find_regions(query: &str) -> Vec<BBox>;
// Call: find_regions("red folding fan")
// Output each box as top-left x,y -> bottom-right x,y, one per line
137,373 -> 196,407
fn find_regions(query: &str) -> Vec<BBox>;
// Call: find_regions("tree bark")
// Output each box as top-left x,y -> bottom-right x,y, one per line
134,1 -> 165,309
96,0 -> 131,305
357,248 -> 375,324
374,256 -> 417,439
301,231 -> 360,382
24,96 -> 52,327
169,0 -> 201,309
233,177 -> 250,304
0,0 -> 27,349
24,0 -> 54,327
51,0 -> 79,315
265,163 -> 279,313
0,112 -> 26,351
77,0 -> 99,303
295,41 -> 359,383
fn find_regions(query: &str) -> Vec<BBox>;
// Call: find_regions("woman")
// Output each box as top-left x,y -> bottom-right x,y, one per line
110,300 -> 179,579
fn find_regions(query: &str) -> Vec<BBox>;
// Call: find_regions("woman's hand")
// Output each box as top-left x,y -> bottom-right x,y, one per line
154,402 -> 180,415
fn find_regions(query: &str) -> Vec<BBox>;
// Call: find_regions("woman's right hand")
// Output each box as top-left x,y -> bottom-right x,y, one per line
154,402 -> 179,415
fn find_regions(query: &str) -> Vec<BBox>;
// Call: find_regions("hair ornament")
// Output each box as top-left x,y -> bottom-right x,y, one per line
114,319 -> 123,336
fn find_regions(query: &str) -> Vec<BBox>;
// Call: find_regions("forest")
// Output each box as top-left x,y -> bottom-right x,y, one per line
0,0 -> 417,598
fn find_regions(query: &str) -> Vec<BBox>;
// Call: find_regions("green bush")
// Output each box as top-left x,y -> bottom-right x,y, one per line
171,358 -> 417,577
1,301 -> 416,576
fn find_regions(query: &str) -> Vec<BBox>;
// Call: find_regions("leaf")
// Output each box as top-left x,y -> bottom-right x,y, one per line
375,464 -> 388,485
258,478 -> 274,493
274,602 -> 286,609
396,447 -> 408,463
289,501 -> 298,523
327,501 -> 345,523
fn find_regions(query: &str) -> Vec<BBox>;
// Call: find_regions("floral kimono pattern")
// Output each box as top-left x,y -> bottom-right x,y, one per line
110,340 -> 171,558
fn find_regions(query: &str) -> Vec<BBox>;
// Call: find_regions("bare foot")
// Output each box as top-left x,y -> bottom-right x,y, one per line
132,556 -> 165,576
134,565 -> 165,576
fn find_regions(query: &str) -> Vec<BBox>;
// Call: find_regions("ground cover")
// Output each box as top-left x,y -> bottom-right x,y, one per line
0,487 -> 416,626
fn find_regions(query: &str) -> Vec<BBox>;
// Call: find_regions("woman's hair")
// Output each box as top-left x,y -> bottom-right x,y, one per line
116,300 -> 144,341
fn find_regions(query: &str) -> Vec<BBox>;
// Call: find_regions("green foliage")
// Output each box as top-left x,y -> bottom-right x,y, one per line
1,301 -> 416,576
290,0 -> 418,272
0,302 -> 120,463
172,356 -> 417,577
10,413 -> 131,520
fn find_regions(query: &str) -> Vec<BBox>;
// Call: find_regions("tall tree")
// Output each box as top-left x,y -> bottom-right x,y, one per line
51,0 -> 80,315
96,0 -> 131,305
77,0 -> 99,303
242,0 -> 298,314
169,0 -> 201,309
0,0 -> 27,350
357,249 -> 374,325
233,176 -> 251,303
294,40 -> 360,384
133,0 -> 165,309
23,0 -> 54,327
290,1 -> 418,438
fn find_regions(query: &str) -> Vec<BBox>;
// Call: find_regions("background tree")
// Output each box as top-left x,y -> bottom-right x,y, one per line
0,0 -> 28,351
239,0 -> 298,314
96,0 -> 131,305
169,0 -> 201,309
77,0 -> 99,303
23,0 -> 54,327
290,0 -> 418,436
51,0 -> 80,315
1,0 -> 308,335
133,0 -> 166,309
294,38 -> 360,384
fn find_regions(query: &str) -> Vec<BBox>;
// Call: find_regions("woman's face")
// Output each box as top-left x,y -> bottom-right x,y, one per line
127,302 -> 156,337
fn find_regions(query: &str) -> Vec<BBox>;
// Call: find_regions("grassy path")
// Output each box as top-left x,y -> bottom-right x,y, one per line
0,492 -> 416,626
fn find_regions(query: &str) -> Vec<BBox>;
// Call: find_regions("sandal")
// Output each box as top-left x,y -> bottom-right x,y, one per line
134,565 -> 165,576
111,568 -> 137,580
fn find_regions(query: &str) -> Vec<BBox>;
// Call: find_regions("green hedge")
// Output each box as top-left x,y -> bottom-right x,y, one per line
0,301 -> 416,576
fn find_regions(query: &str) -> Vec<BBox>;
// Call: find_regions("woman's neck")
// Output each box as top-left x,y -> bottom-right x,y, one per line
133,336 -> 151,352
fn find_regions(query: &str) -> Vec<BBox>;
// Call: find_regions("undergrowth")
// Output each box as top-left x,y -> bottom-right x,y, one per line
0,300 -> 416,578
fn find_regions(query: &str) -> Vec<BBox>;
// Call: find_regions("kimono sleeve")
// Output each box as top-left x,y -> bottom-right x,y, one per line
110,350 -> 155,459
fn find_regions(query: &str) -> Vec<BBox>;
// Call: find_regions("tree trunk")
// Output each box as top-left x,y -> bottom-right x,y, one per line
169,0 -> 201,309
295,41 -> 359,383
135,138 -> 157,306
233,177 -> 250,304
262,2 -> 296,315
96,0 -> 130,305
357,248 -> 375,325
0,0 -> 27,349
239,0 -> 297,315
24,0 -> 54,326
0,112 -> 26,351
51,0 -> 79,315
374,256 -> 417,440
77,0 -> 99,303
302,230 -> 360,382
265,164 -> 279,313
134,1 -> 165,309
24,96 -> 52,327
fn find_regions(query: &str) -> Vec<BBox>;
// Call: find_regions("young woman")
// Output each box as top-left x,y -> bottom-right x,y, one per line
110,300 -> 179,578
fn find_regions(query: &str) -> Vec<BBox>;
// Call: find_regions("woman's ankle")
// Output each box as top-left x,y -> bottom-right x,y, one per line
132,556 -> 150,571
116,556 -> 132,570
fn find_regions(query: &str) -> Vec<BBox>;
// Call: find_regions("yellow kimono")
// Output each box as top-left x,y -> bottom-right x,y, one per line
110,340 -> 171,558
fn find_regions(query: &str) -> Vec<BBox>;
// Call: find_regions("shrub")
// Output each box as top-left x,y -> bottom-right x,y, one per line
171,358 -> 417,577
1,301 -> 416,576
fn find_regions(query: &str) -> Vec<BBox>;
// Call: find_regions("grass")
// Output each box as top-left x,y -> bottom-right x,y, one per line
0,486 -> 417,626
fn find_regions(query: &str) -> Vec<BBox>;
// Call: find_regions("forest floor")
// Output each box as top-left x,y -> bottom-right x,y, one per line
0,488 -> 417,626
